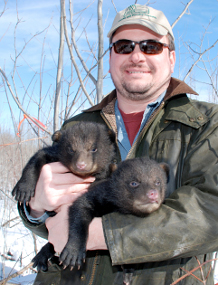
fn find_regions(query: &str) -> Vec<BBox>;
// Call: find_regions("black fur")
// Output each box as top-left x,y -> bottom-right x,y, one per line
12,122 -> 116,202
32,157 -> 169,275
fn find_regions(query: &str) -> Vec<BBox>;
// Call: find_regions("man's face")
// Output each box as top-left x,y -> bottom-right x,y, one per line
109,24 -> 176,103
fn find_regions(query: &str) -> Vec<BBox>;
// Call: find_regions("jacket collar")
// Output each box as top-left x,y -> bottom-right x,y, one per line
83,78 -> 198,113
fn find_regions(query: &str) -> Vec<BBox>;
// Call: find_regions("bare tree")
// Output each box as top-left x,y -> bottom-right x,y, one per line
54,0 -> 65,132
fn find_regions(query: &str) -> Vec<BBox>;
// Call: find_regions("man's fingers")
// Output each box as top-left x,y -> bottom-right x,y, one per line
57,191 -> 87,205
51,172 -> 95,186
43,162 -> 70,174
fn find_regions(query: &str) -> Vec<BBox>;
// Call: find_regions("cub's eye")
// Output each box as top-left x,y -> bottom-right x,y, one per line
155,180 -> 161,186
90,148 -> 97,153
129,181 -> 139,188
67,147 -> 74,155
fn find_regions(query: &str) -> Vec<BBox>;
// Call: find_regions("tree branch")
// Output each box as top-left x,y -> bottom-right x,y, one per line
68,0 -> 97,86
54,0 -> 65,132
170,257 -> 218,285
61,0 -> 94,106
97,0 -> 104,103
0,67 -> 51,135
0,262 -> 34,285
183,38 -> 218,81
171,0 -> 194,29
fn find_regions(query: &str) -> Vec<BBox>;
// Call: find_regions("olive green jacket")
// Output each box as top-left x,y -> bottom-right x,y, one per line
19,78 -> 218,285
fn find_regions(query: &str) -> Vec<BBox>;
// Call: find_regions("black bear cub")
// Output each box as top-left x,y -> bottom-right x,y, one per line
12,121 -> 116,202
32,157 -> 169,274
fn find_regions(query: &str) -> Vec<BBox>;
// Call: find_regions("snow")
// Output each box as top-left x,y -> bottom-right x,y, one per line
0,200 -> 46,284
0,225 -> 45,284
0,200 -> 218,284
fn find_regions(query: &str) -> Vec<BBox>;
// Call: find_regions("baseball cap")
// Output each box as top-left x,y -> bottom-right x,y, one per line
107,4 -> 174,40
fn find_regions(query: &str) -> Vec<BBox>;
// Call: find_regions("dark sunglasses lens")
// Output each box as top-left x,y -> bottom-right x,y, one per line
141,41 -> 163,54
114,40 -> 134,54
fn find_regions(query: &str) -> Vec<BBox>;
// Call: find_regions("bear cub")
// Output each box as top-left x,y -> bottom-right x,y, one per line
12,121 -> 116,202
32,157 -> 169,273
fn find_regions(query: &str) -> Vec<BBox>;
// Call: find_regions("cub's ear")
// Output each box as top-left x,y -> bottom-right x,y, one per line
159,162 -> 170,183
108,129 -> 116,144
52,130 -> 62,142
110,163 -> 117,174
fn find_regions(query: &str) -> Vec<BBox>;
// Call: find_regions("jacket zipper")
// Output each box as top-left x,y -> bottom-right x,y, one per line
126,101 -> 165,159
88,251 -> 99,285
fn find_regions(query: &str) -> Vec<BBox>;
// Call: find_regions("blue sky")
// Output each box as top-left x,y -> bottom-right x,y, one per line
0,0 -> 218,131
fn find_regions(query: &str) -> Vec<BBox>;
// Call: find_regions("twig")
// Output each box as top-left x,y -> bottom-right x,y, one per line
171,0 -> 194,28
170,257 -> 218,285
0,189 -> 16,203
180,267 -> 203,282
0,136 -> 48,148
202,58 -> 218,97
2,216 -> 20,227
0,262 -> 34,285
195,256 -> 206,282
54,0 -> 65,132
0,0 -> 8,18
61,0 -> 94,106
68,0 -> 97,86
0,67 -> 51,135
111,0 -> 118,13
0,22 -> 11,42
97,0 -> 103,103
183,39 -> 218,81
0,254 -> 15,261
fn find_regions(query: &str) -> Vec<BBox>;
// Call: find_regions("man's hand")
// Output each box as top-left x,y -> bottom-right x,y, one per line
45,204 -> 70,253
46,205 -> 108,253
29,162 -> 95,217
28,161 -> 107,253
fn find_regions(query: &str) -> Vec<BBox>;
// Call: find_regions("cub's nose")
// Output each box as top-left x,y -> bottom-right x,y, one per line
76,162 -> 87,170
146,189 -> 159,202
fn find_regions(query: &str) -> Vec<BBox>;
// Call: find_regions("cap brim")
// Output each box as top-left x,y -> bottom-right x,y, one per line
107,19 -> 168,38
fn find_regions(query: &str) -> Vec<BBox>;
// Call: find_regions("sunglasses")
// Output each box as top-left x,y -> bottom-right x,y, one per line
109,39 -> 171,55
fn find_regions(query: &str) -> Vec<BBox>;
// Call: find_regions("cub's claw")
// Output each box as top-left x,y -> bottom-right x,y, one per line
12,183 -> 35,203
59,242 -> 86,269
32,253 -> 49,272
32,243 -> 55,272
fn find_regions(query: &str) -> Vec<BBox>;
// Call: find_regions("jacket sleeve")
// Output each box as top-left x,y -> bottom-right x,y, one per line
102,102 -> 218,266
18,203 -> 48,240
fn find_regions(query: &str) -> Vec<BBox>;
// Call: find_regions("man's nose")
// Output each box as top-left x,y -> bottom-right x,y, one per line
129,44 -> 146,63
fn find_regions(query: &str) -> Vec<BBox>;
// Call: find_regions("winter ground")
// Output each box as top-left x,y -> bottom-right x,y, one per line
0,200 -> 218,284
0,222 -> 47,284
0,200 -> 46,284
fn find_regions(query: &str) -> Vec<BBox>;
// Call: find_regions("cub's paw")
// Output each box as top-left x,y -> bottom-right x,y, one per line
59,242 -> 86,270
32,252 -> 49,272
32,243 -> 55,272
12,181 -> 35,203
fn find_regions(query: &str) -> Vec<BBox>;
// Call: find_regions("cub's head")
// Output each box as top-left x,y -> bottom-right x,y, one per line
52,122 -> 116,178
111,157 -> 169,216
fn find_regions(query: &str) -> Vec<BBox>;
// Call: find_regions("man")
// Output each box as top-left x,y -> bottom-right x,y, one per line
18,4 -> 218,285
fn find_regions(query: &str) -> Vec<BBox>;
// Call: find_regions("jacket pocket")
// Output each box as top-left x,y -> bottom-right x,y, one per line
33,263 -> 61,285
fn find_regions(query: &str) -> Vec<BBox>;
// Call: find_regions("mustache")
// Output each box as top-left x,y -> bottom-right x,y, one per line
122,63 -> 152,71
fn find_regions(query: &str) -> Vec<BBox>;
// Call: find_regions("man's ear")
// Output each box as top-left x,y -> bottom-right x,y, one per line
109,51 -> 111,73
52,130 -> 62,142
170,50 -> 176,74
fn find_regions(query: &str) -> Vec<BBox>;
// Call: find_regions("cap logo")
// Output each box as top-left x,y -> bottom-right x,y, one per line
119,5 -> 157,22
